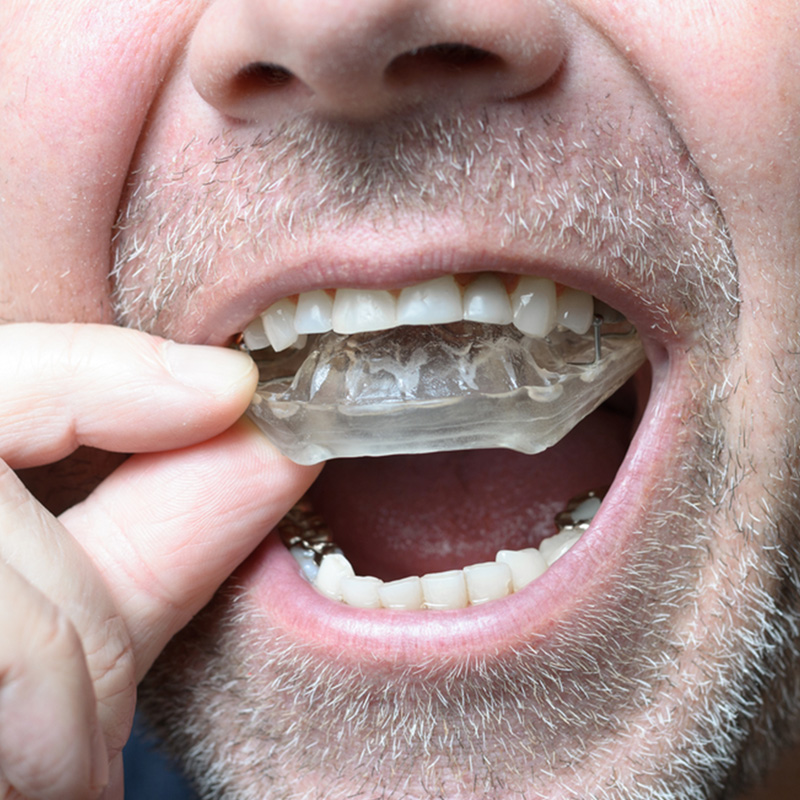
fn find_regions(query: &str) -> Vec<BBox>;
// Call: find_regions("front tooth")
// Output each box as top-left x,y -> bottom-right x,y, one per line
462,273 -> 513,325
379,576 -> 424,610
495,548 -> 548,591
262,298 -> 299,351
421,569 -> 469,610
511,277 -> 557,337
396,276 -> 463,326
340,575 -> 383,609
539,529 -> 582,566
295,290 -> 334,334
556,288 -> 594,335
463,561 -> 512,605
314,553 -> 355,601
242,316 -> 270,350
332,288 -> 397,334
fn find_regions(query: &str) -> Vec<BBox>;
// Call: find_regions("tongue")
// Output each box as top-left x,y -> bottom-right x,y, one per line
307,405 -> 632,581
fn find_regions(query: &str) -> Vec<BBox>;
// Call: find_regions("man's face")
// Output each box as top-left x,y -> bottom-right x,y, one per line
3,1 -> 800,797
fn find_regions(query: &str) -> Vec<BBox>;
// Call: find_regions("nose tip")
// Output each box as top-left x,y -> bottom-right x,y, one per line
189,0 -> 566,121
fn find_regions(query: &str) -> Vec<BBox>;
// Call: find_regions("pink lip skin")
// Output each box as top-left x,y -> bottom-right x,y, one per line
194,234 -> 685,351
238,347 -> 681,665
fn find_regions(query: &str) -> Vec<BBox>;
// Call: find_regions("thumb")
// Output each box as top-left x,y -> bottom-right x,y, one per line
1,322 -> 257,468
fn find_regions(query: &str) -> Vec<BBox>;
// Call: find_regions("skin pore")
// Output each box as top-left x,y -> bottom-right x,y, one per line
1,1 -> 799,799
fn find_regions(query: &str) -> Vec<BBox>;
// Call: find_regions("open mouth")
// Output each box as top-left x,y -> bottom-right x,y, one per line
237,270 -> 658,627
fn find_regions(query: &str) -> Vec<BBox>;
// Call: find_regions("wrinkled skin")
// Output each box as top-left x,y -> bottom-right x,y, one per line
1,1 -> 799,799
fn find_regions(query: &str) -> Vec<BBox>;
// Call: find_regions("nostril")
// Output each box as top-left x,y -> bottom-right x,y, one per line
409,43 -> 499,68
189,0 -> 565,121
235,62 -> 295,94
386,42 -> 504,86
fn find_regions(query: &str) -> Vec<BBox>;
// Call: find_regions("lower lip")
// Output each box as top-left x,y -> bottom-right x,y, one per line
239,353 -> 680,664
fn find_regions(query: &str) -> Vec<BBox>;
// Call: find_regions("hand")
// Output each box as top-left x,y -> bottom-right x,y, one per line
0,323 -> 321,799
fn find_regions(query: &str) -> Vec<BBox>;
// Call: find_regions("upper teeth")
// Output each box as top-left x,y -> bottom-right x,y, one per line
243,274 -> 595,352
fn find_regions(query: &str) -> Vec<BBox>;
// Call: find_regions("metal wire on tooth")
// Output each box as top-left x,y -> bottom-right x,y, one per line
564,314 -> 636,366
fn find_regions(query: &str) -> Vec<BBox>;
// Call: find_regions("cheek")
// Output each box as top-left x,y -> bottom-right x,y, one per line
0,0 -> 206,323
575,0 -> 792,173
575,0 -> 800,270
575,0 -> 800,445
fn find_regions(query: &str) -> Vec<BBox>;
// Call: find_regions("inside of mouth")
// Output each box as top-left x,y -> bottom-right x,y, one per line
308,401 -> 635,581
281,367 -> 648,610
241,288 -> 649,608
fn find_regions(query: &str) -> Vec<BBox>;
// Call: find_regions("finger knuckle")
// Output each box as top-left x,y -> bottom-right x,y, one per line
84,613 -> 137,748
86,612 -> 136,696
24,602 -> 88,678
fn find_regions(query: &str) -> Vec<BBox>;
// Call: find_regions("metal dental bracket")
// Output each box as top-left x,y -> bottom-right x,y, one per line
554,488 -> 607,533
277,498 -> 341,565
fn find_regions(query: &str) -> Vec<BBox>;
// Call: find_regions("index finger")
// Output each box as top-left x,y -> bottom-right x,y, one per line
60,418 -> 322,681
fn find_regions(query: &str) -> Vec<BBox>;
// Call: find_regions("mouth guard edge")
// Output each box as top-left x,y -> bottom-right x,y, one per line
246,323 -> 646,465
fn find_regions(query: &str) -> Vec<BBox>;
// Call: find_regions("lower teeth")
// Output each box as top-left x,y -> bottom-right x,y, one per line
280,489 -> 604,610
246,319 -> 644,465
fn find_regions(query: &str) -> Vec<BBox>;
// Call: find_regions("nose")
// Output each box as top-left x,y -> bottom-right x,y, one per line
188,0 -> 565,121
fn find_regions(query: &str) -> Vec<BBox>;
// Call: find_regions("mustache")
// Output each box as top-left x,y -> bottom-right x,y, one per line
110,106 -> 738,340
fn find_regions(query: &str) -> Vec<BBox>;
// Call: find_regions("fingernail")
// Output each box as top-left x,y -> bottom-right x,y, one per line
164,342 -> 255,394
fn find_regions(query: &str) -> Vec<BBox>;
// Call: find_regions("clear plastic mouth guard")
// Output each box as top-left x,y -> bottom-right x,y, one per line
245,318 -> 645,465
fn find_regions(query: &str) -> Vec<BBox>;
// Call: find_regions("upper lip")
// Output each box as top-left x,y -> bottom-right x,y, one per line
113,89 -> 731,354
